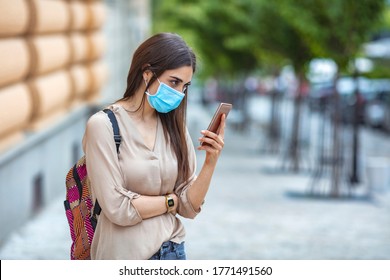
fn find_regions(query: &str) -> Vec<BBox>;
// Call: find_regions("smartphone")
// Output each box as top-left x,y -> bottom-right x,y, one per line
201,102 -> 232,146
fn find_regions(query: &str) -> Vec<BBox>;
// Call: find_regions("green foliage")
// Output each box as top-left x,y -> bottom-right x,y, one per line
374,4 -> 390,35
250,1 -> 314,73
153,0 -> 259,79
277,0 -> 386,71
152,0 -> 387,79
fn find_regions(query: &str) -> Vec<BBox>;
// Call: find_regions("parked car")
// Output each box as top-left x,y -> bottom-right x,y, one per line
308,77 -> 375,124
337,77 -> 376,124
307,81 -> 335,112
364,88 -> 390,132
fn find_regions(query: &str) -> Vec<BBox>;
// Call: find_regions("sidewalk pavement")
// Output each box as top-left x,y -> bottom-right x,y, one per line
1,97 -> 390,260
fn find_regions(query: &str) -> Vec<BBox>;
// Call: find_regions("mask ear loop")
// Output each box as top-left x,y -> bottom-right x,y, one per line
145,73 -> 161,94
144,72 -> 164,97
152,72 -> 161,86
144,73 -> 155,91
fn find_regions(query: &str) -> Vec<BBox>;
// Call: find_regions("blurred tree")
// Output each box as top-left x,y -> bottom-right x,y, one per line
252,1 -> 315,171
153,0 -> 261,128
153,0 -> 387,196
153,0 -> 315,169
152,0 -> 259,79
278,0 -> 386,196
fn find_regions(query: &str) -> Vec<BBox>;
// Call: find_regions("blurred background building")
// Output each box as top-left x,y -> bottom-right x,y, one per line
0,0 -> 151,244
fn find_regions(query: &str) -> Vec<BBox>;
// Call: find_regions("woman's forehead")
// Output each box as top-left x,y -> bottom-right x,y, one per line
162,66 -> 193,82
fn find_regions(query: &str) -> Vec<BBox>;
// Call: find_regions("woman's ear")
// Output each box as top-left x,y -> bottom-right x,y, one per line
142,71 -> 149,83
142,67 -> 152,83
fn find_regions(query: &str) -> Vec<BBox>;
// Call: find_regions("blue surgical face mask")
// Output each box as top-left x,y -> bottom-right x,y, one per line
145,78 -> 185,113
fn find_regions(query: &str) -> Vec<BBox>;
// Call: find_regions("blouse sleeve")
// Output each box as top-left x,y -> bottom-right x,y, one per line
174,129 -> 200,219
83,111 -> 142,226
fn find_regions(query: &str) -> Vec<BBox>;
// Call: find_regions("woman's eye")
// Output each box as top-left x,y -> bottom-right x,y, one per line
170,80 -> 179,86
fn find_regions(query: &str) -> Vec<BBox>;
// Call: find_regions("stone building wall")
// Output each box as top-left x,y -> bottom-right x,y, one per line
0,0 -> 108,153
0,0 -> 151,244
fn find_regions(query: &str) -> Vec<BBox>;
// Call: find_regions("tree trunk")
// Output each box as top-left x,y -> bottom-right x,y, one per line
289,73 -> 304,172
269,88 -> 281,153
331,74 -> 342,197
350,69 -> 360,184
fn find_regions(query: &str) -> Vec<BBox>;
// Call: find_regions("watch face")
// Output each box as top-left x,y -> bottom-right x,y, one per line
168,198 -> 174,207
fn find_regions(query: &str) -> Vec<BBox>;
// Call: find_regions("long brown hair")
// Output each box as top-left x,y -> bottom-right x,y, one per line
118,33 -> 197,185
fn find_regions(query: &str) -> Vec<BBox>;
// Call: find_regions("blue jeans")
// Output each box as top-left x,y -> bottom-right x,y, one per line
149,241 -> 186,260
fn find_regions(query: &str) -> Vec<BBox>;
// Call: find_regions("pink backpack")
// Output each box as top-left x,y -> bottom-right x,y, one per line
64,109 -> 121,259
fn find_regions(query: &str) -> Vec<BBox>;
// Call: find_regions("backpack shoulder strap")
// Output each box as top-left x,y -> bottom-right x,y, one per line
92,108 -> 122,218
103,108 -> 121,154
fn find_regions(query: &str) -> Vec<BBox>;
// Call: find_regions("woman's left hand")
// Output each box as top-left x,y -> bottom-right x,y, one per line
197,114 -> 226,165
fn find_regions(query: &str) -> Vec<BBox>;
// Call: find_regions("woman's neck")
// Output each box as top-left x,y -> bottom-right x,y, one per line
121,89 -> 156,121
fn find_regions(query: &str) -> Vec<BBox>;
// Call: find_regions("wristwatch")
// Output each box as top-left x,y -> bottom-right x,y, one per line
165,195 -> 175,213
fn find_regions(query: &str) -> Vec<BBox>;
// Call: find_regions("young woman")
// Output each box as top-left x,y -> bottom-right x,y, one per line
82,33 -> 226,260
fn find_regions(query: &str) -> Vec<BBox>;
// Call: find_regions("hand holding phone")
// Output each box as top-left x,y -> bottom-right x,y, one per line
200,103 -> 232,146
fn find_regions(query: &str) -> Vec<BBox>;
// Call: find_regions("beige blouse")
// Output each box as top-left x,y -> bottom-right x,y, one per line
82,104 -> 199,260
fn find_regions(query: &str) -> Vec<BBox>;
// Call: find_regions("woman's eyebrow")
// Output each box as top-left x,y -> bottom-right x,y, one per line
169,75 -> 183,83
169,75 -> 191,85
